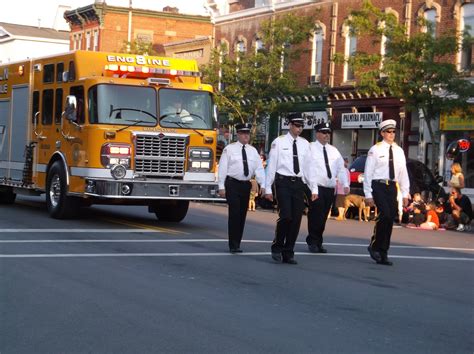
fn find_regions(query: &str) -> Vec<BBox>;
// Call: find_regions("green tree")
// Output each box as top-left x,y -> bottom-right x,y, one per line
120,39 -> 157,56
336,0 -> 474,169
201,12 -> 324,135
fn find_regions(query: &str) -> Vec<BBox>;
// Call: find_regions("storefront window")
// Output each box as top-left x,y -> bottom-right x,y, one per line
332,130 -> 352,161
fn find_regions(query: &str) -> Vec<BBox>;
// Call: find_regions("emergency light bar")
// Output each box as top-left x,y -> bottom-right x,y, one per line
104,65 -> 201,78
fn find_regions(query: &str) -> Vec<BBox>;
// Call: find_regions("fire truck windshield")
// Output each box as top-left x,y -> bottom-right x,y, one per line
89,84 -> 157,126
159,88 -> 215,130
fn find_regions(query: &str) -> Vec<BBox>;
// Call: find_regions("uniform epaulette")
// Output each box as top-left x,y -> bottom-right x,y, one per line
376,142 -> 383,145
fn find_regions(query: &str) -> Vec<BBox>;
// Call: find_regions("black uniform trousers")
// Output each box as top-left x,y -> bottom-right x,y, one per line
306,186 -> 335,248
370,181 -> 398,255
225,177 -> 252,250
272,174 -> 306,260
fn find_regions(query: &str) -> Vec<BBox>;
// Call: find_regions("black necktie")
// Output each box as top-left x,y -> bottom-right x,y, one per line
389,145 -> 395,180
242,145 -> 249,177
323,146 -> 332,179
293,140 -> 300,175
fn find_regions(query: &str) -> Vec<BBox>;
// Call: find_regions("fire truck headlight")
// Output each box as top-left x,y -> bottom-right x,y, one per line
111,164 -> 127,180
101,143 -> 131,168
188,148 -> 213,172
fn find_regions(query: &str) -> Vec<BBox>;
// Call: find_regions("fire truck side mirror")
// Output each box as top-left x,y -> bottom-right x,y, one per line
64,95 -> 77,122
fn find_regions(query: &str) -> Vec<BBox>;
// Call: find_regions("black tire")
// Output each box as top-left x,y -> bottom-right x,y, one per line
0,187 -> 16,204
46,161 -> 80,219
152,200 -> 189,222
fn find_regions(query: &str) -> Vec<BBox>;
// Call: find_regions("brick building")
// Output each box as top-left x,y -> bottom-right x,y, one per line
206,0 -> 473,188
63,2 -> 213,57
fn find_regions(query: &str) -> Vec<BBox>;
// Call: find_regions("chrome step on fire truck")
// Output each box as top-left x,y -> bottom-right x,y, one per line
0,50 -> 223,222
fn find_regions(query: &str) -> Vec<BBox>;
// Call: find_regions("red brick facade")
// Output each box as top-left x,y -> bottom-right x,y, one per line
211,0 -> 472,160
64,3 -> 212,55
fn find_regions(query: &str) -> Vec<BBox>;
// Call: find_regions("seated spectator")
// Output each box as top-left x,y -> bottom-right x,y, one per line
435,202 -> 448,225
448,187 -> 473,232
411,204 -> 426,227
420,202 -> 440,230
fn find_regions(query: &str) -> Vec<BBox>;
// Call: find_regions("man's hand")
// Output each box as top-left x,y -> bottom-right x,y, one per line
265,194 -> 273,202
365,198 -> 375,207
311,194 -> 319,201
402,197 -> 409,208
218,189 -> 225,198
259,188 -> 266,196
343,187 -> 350,195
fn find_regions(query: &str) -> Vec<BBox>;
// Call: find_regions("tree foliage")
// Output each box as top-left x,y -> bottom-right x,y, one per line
201,12 -> 324,129
336,0 -> 474,166
120,39 -> 157,56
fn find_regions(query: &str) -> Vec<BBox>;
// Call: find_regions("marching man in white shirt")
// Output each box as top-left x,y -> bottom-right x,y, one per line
265,113 -> 311,264
364,119 -> 410,266
306,122 -> 349,254
218,123 -> 265,253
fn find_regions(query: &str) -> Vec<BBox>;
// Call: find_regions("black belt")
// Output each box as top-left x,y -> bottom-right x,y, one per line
318,185 -> 335,190
276,173 -> 302,182
373,179 -> 396,185
226,176 -> 250,184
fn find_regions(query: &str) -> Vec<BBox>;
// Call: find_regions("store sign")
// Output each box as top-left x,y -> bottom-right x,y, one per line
280,111 -> 328,130
341,112 -> 382,129
439,110 -> 474,131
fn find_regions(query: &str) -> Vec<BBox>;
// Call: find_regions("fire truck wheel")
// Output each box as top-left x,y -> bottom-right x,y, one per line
152,200 -> 189,222
0,187 -> 16,204
46,161 -> 80,219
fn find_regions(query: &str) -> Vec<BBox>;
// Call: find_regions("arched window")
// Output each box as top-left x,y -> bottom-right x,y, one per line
343,24 -> 357,82
461,3 -> 474,71
425,8 -> 437,37
311,29 -> 324,83
255,38 -> 264,53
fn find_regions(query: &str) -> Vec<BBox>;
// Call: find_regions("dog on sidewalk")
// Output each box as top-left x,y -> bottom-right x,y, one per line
341,194 -> 375,222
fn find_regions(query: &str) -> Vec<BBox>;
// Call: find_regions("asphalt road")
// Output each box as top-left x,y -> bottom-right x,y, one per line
1,196 -> 473,354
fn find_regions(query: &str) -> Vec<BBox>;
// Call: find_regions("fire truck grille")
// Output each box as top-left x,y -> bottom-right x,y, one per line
134,134 -> 187,177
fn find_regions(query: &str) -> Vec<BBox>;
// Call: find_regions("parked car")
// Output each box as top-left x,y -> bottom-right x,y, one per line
349,155 -> 447,201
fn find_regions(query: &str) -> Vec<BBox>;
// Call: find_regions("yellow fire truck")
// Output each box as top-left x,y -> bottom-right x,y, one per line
0,50 -> 222,221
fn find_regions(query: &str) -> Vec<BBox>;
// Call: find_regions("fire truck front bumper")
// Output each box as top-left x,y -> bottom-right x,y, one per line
83,178 -> 224,201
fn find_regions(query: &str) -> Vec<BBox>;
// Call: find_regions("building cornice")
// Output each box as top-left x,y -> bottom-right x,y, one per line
64,3 -> 211,26
214,0 -> 324,23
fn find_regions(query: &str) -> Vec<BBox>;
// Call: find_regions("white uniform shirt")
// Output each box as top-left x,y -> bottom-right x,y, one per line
265,133 -> 310,193
217,142 -> 265,190
363,140 -> 410,199
306,141 -> 349,195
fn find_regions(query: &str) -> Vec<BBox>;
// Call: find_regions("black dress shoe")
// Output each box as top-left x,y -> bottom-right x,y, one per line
271,252 -> 282,263
376,259 -> 393,266
377,255 -> 393,266
282,258 -> 298,265
367,246 -> 382,262
317,246 -> 328,254
230,248 -> 243,254
308,245 -> 327,253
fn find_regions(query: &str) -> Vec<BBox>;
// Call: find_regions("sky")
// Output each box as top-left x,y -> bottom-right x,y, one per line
0,0 -> 208,30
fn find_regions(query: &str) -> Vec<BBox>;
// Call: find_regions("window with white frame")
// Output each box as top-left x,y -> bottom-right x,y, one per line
311,29 -> 323,83
93,30 -> 99,51
86,32 -> 91,51
280,42 -> 290,75
344,26 -> 357,82
255,38 -> 264,53
461,4 -> 474,71
424,8 -> 437,37
236,40 -> 246,54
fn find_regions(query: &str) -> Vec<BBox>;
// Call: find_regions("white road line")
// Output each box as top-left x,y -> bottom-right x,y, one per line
0,229 -> 162,233
0,252 -> 472,261
0,238 -> 473,252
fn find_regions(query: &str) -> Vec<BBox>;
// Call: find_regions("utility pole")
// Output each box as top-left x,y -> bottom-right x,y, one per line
127,0 -> 133,52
